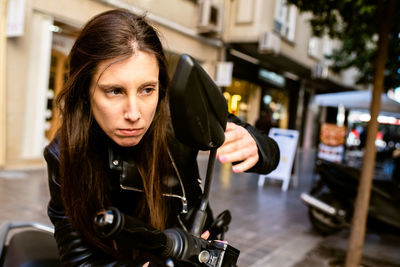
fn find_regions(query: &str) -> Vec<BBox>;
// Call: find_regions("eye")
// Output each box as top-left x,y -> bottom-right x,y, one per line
140,87 -> 156,96
106,87 -> 123,95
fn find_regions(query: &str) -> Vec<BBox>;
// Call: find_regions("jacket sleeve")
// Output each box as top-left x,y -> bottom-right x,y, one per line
44,141 -> 150,267
228,113 -> 280,174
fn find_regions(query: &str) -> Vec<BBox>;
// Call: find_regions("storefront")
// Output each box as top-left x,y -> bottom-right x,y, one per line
314,90 -> 400,180
224,48 -> 300,130
45,22 -> 79,141
223,78 -> 261,125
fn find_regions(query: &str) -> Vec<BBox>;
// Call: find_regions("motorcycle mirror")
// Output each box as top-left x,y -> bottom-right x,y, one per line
169,54 -> 228,150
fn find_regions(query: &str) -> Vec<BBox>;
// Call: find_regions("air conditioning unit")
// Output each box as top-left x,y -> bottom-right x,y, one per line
258,31 -> 281,54
197,0 -> 223,34
308,37 -> 321,59
312,61 -> 329,79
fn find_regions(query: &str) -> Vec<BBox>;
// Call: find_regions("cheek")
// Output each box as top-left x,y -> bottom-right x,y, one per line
92,101 -> 120,127
147,99 -> 159,121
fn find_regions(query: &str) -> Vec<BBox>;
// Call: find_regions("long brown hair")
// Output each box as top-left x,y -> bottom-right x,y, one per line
56,9 -> 170,254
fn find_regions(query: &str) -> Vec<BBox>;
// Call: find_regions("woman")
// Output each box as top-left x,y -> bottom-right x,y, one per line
44,9 -> 279,266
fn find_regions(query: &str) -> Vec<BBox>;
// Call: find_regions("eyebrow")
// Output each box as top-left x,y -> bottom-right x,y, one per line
97,84 -> 122,90
97,81 -> 159,90
139,81 -> 159,89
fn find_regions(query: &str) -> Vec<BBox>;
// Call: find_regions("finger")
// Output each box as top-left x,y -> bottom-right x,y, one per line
219,145 -> 258,164
201,230 -> 210,240
232,155 -> 259,173
218,137 -> 257,162
222,126 -> 243,145
217,123 -> 247,158
225,122 -> 236,131
216,142 -> 235,159
218,131 -> 251,156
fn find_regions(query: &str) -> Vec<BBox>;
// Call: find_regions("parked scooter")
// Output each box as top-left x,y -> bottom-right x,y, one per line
0,54 -> 239,267
301,158 -> 400,235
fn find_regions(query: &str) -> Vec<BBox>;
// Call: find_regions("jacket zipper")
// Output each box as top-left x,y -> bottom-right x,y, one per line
167,149 -> 188,214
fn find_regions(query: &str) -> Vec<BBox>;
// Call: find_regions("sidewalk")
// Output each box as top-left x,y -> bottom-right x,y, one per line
1,149 -> 400,266
0,168 -> 50,226
198,149 -> 400,266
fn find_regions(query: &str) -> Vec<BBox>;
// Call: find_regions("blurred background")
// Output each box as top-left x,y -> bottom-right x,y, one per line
1,0 -> 400,266
1,0 -> 400,169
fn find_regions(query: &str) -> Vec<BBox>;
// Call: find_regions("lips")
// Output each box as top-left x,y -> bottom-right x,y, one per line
117,128 -> 143,137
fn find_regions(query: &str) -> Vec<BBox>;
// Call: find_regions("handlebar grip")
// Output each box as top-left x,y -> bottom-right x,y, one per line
94,208 -> 210,262
94,207 -> 169,253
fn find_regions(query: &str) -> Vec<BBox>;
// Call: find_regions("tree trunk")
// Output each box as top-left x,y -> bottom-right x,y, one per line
344,0 -> 395,266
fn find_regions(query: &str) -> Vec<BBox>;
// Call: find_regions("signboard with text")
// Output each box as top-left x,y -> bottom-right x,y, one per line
258,127 -> 299,191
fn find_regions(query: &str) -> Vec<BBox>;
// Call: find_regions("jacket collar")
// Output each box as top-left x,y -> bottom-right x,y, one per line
107,141 -> 144,191
106,140 -> 188,213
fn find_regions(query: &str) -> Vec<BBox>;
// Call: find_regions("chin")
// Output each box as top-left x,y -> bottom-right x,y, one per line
114,137 -> 142,147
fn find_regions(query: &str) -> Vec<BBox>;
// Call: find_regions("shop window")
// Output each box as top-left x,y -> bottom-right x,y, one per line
45,22 -> 79,141
223,78 -> 262,124
45,50 -> 68,140
261,88 -> 289,129
223,92 -> 242,115
344,110 -> 400,181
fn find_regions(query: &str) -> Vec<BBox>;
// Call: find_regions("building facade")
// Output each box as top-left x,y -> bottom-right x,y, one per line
221,0 -> 360,145
1,0 -> 359,168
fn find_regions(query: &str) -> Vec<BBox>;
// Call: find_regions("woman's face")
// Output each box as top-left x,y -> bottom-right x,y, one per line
90,51 -> 159,147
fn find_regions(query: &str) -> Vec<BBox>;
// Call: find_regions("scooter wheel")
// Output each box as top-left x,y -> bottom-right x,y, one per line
308,194 -> 344,236
308,206 -> 343,236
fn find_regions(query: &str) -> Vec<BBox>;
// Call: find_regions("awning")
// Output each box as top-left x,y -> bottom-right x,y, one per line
314,90 -> 400,114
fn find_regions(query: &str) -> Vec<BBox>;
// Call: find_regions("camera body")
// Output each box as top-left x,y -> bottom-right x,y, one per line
164,227 -> 239,267
194,240 -> 239,267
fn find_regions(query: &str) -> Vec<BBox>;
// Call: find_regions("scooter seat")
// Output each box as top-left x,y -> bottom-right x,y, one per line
2,230 -> 59,267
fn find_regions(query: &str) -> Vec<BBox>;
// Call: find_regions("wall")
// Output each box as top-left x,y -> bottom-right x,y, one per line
0,0 -> 8,168
224,0 -> 272,42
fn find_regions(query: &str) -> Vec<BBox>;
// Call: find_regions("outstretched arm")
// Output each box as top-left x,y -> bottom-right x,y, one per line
217,114 -> 280,174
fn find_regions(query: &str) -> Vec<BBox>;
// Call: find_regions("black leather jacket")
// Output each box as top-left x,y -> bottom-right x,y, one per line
44,115 -> 279,266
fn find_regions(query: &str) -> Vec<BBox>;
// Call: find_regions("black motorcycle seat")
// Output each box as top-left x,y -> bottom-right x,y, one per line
372,180 -> 400,203
2,230 -> 59,267
317,159 -> 400,202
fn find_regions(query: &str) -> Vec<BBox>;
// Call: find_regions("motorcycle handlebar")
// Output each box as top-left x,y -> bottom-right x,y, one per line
94,207 -> 208,259
94,207 -> 239,266
94,207 -> 172,256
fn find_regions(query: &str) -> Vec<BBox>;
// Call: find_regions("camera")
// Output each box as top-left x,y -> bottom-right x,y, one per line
94,207 -> 239,267
163,226 -> 239,267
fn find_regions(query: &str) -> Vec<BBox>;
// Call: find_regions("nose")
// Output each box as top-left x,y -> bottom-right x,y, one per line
124,95 -> 141,121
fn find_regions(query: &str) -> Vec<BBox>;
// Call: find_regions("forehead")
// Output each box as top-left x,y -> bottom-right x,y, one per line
93,51 -> 159,82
